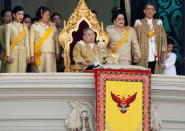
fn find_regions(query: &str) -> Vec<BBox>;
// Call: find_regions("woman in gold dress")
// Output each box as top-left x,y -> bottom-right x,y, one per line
22,14 -> 32,72
106,8 -> 141,65
5,6 -> 30,73
0,9 -> 12,72
22,14 -> 32,29
51,13 -> 64,72
51,13 -> 62,33
30,6 -> 59,72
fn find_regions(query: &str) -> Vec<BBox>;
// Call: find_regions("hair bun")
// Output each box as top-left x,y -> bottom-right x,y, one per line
111,7 -> 126,23
111,7 -> 124,15
111,7 -> 119,14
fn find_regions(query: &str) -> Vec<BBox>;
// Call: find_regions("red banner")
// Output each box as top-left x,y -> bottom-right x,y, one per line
94,69 -> 151,131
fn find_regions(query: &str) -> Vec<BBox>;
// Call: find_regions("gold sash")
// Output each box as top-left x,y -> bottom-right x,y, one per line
10,28 -> 27,55
3,27 -> 27,63
111,29 -> 130,53
34,26 -> 53,66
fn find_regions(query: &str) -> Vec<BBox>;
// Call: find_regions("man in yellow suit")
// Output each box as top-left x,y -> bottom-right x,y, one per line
73,28 -> 105,69
134,3 -> 167,74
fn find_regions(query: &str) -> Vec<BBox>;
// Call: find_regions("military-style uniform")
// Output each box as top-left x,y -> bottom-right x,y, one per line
106,25 -> 141,65
134,18 -> 167,74
5,21 -> 30,73
30,21 -> 59,72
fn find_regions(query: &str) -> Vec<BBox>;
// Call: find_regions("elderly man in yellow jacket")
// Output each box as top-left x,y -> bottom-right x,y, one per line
73,28 -> 107,69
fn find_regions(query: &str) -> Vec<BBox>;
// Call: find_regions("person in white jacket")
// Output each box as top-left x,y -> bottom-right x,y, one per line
161,40 -> 177,75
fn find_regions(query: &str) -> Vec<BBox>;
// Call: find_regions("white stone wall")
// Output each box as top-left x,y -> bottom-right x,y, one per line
151,75 -> 185,131
0,73 -> 185,131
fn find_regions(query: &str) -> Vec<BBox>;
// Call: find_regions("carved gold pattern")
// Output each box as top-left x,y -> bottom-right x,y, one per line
58,0 -> 109,72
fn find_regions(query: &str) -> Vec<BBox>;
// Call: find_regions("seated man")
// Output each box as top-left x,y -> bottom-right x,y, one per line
73,28 -> 105,69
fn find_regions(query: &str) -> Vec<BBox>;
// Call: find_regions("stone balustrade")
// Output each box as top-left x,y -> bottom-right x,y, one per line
0,73 -> 184,131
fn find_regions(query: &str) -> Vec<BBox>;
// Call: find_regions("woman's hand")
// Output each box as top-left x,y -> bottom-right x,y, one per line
30,56 -> 35,64
6,56 -> 14,64
133,54 -> 140,63
161,63 -> 166,69
26,57 -> 31,64
56,55 -> 60,62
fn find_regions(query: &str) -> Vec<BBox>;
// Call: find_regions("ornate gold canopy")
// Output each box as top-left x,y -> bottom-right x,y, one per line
58,0 -> 109,72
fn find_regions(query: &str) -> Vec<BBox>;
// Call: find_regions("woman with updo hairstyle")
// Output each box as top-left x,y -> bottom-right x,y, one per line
106,7 -> 141,65
22,14 -> 32,29
30,6 -> 59,72
0,9 -> 12,72
51,13 -> 62,33
4,6 -> 30,73
22,14 -> 32,72
1,9 -> 12,24
51,12 -> 64,72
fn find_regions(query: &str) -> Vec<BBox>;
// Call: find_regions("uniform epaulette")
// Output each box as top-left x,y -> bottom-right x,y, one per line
157,19 -> 163,26
77,40 -> 86,46
134,19 -> 142,26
